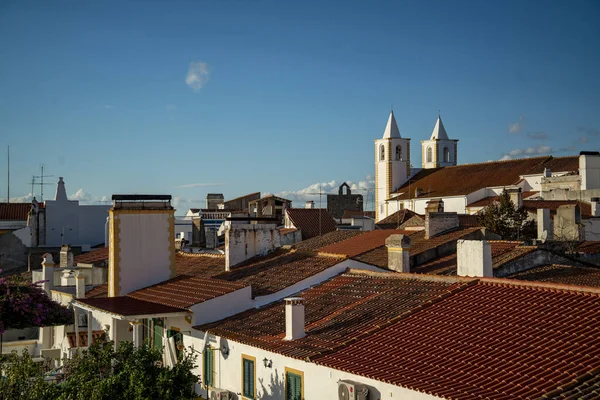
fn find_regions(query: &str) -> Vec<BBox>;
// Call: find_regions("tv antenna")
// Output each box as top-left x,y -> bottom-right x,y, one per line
33,165 -> 54,202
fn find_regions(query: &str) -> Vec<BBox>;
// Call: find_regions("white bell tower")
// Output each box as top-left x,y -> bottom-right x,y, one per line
421,114 -> 458,169
375,111 -> 411,222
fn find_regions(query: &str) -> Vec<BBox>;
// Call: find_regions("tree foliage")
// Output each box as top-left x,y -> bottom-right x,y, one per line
0,333 -> 199,400
477,190 -> 536,240
0,272 -> 73,334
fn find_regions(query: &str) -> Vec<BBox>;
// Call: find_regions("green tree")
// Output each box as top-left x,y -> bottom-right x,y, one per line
477,190 -> 536,240
0,333 -> 199,400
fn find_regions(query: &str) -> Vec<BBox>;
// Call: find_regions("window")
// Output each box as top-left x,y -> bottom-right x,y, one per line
426,146 -> 432,163
444,147 -> 450,163
379,144 -> 385,161
203,347 -> 214,387
242,355 -> 256,399
396,145 -> 402,161
285,368 -> 303,400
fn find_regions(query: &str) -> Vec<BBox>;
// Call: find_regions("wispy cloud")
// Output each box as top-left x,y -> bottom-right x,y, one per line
174,182 -> 226,189
69,189 -> 110,204
186,61 -> 210,92
576,126 -> 599,146
500,144 -> 552,160
527,132 -> 548,140
508,115 -> 525,134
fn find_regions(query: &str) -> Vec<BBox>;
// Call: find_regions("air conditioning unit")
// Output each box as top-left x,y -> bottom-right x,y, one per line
210,388 -> 232,400
338,380 -> 369,400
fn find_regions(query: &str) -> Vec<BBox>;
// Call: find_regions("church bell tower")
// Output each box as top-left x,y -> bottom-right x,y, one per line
375,111 -> 411,222
421,114 -> 458,169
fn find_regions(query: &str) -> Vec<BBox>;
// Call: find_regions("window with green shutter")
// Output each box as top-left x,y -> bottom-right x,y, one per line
242,356 -> 255,398
203,349 -> 214,387
285,370 -> 303,400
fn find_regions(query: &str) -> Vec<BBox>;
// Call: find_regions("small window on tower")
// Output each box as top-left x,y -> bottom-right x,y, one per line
444,147 -> 450,163
380,144 -> 385,161
426,147 -> 432,163
396,145 -> 402,161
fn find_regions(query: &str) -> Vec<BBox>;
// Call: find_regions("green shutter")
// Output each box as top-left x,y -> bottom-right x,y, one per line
286,372 -> 302,400
153,319 -> 163,350
203,350 -> 214,387
243,358 -> 255,398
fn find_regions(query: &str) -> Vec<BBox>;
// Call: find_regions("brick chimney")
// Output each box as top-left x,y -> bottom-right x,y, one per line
41,253 -> 55,295
284,297 -> 305,341
385,234 -> 411,273
457,240 -> 493,278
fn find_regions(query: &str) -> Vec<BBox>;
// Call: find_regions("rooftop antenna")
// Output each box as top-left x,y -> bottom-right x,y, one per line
34,165 -> 54,202
6,146 -> 9,203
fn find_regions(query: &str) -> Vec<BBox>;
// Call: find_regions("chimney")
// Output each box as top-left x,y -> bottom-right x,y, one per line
385,234 -> 411,273
305,201 -> 315,209
506,188 -> 523,209
75,271 -> 86,299
425,212 -> 459,239
41,253 -> 55,294
537,208 -> 552,241
425,199 -> 444,215
108,195 -> 176,297
284,297 -> 305,341
591,197 -> 600,217
457,240 -> 492,278
60,245 -> 74,268
544,168 -> 552,178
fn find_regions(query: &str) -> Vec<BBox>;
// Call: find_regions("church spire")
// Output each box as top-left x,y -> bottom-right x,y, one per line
430,115 -> 449,140
382,110 -> 401,139
55,177 -> 68,202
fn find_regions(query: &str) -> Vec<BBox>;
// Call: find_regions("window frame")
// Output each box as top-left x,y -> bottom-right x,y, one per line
426,146 -> 432,163
284,367 -> 304,400
396,145 -> 402,161
379,144 -> 385,161
241,354 -> 256,399
444,146 -> 450,163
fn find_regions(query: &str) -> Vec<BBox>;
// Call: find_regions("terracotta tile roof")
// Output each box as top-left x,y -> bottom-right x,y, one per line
195,272 -> 466,360
341,210 -> 375,219
127,276 -> 247,309
174,252 -> 225,276
375,209 -> 420,227
66,330 -> 105,348
354,227 -> 482,269
393,156 -> 579,200
457,214 -> 479,227
318,229 -> 410,258
508,264 -> 600,288
576,241 -> 600,254
523,200 -> 592,218
0,203 -> 30,221
85,284 -> 108,298
212,251 -> 344,297
278,228 -> 298,235
77,296 -> 186,316
293,230 -> 365,252
285,208 -> 337,239
313,277 -> 600,399
74,247 -> 109,265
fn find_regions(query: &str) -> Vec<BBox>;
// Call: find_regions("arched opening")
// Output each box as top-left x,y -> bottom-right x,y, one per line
426,147 -> 432,163
380,144 -> 385,161
396,145 -> 402,161
444,147 -> 450,163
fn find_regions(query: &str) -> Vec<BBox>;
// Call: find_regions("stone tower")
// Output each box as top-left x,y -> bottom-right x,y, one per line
421,115 -> 458,169
375,111 -> 411,222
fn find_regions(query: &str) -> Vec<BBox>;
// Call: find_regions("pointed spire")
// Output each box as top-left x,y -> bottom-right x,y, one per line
55,177 -> 68,202
383,110 -> 401,139
430,115 -> 449,140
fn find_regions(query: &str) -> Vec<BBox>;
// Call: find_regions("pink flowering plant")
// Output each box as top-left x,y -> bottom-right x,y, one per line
0,271 -> 73,334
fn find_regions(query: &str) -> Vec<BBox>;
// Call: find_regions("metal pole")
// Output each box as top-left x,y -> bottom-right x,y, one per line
7,146 -> 9,203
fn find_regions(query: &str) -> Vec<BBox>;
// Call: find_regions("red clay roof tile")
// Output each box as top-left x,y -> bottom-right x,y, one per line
286,208 -> 337,239
77,296 -> 186,316
293,230 -> 365,253
318,229 -> 411,258
0,203 -> 30,221
74,247 -> 109,265
508,264 -> 600,288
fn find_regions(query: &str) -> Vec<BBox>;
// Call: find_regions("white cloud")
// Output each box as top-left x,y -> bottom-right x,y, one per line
186,61 -> 210,92
508,115 -> 525,134
174,182 -> 226,189
500,145 -> 552,160
0,193 -> 34,203
277,177 -> 375,205
527,132 -> 548,140
69,189 -> 110,204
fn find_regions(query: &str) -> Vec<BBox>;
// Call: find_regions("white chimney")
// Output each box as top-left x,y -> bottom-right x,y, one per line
41,253 -> 55,294
305,201 -> 315,209
284,297 -> 305,341
457,240 -> 493,278
591,198 -> 600,217
75,271 -> 86,299
537,208 -> 552,240
60,245 -> 74,268
544,168 -> 551,177
385,234 -> 411,273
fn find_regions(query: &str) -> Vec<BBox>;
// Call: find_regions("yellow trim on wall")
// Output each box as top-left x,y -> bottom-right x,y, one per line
284,366 -> 304,400
241,354 -> 257,399
108,210 -> 121,297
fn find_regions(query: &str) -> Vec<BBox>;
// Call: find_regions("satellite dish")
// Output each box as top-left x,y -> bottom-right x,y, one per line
540,230 -> 548,244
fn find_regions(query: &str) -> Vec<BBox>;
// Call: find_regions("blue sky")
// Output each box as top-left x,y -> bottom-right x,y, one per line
1,0 -> 599,212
